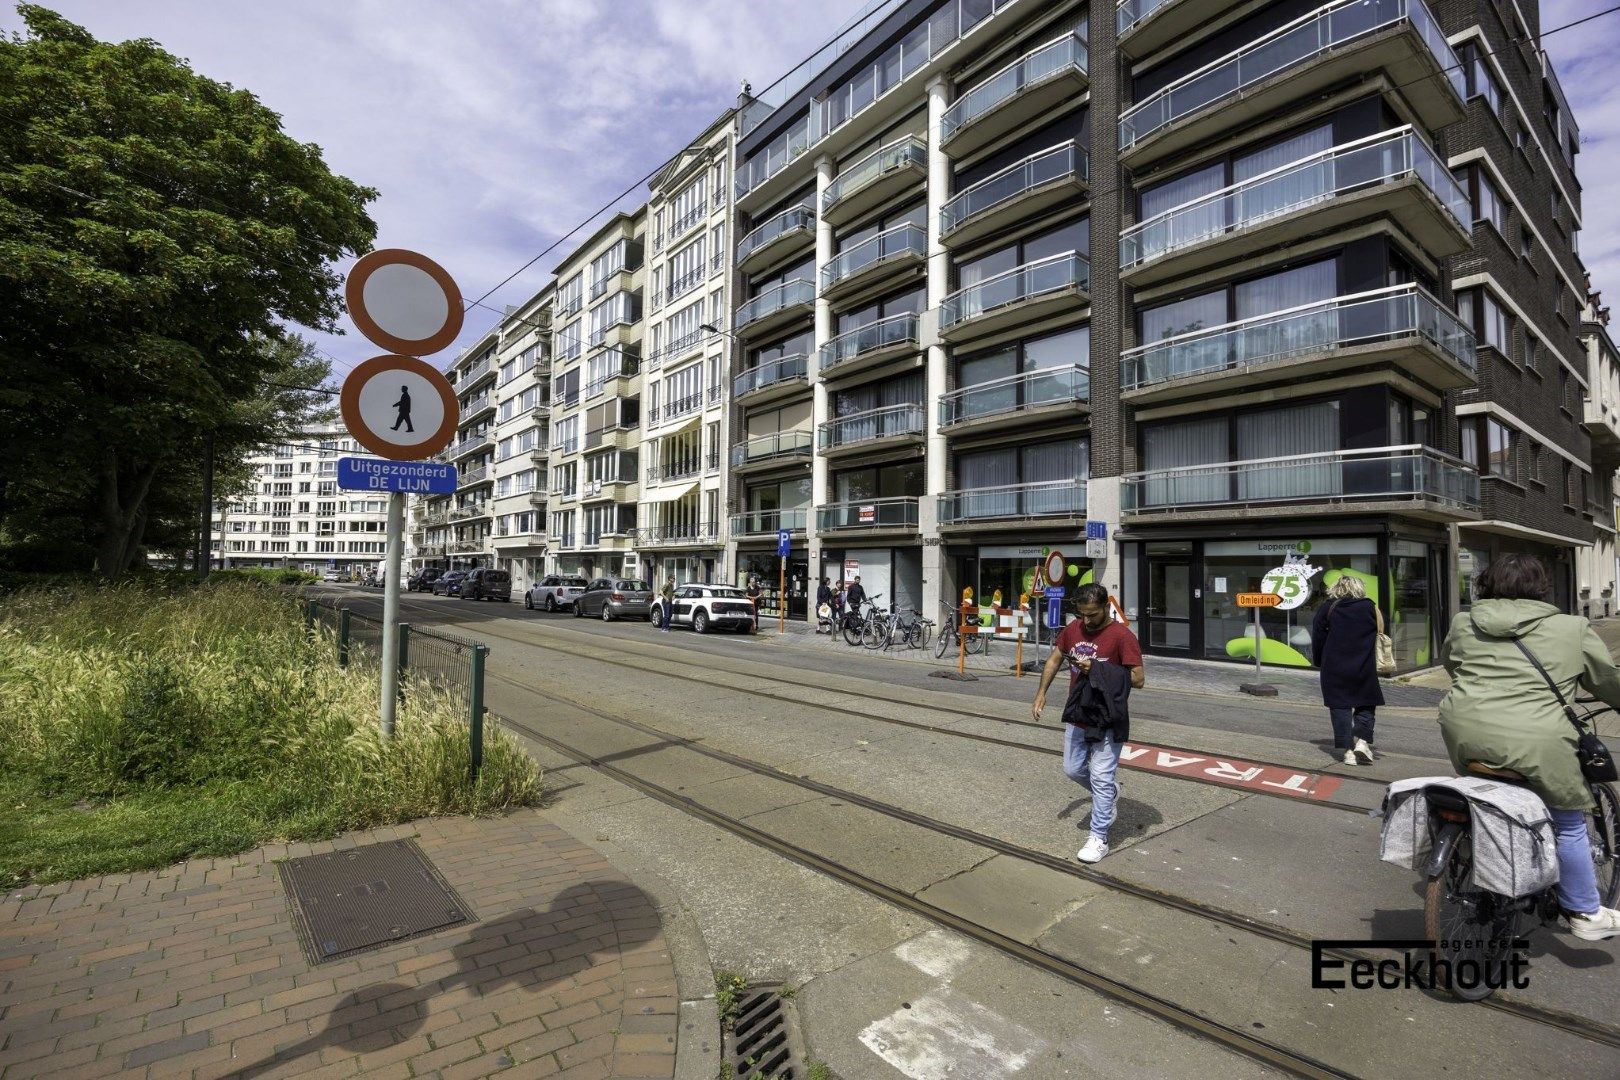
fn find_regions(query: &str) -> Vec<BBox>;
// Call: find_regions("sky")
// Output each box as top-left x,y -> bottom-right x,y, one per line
6,0 -> 1620,380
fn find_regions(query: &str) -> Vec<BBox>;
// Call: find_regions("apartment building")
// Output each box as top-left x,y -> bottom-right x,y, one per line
547,210 -> 648,579
1579,293 -> 1620,617
407,328 -> 500,572
489,288 -> 554,595
725,0 -> 1596,672
212,425 -> 390,574
638,114 -> 734,589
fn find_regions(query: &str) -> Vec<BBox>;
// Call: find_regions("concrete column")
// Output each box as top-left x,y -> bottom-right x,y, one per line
809,155 -> 836,585
922,74 -> 953,621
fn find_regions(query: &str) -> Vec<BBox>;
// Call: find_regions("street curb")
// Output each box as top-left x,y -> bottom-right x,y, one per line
536,803 -> 724,1080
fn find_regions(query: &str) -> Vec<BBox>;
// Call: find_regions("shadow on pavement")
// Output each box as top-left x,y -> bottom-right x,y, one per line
226,880 -> 657,1078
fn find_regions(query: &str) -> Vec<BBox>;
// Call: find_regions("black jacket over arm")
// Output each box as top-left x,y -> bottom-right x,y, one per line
1062,661 -> 1133,743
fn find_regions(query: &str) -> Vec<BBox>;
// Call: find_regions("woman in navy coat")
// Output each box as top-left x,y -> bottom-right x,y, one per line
1310,574 -> 1384,765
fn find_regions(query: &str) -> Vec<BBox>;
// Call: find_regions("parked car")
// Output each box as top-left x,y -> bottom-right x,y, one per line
432,570 -> 468,597
664,584 -> 756,635
322,569 -> 344,583
525,574 -> 588,612
462,568 -> 511,602
410,567 -> 445,592
573,578 -> 654,621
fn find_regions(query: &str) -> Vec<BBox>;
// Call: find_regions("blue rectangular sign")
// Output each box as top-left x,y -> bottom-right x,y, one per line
1044,585 -> 1065,599
338,457 -> 458,494
777,529 -> 792,557
1085,521 -> 1108,540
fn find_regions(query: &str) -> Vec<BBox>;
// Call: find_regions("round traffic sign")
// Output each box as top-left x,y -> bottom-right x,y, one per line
340,355 -> 460,460
1043,550 -> 1065,586
345,249 -> 464,356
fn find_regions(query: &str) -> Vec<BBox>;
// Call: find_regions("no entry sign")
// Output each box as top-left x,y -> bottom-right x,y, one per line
345,248 -> 464,357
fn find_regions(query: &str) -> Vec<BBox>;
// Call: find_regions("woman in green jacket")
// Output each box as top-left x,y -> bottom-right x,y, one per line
1439,554 -> 1620,940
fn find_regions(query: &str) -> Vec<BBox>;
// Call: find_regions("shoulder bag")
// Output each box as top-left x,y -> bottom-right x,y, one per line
1374,606 -> 1396,678
1512,637 -> 1619,783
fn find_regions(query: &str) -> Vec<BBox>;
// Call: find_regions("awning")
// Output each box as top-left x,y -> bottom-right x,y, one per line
647,480 -> 700,502
655,412 -> 703,438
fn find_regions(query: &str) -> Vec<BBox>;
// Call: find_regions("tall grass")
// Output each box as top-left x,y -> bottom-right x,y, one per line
0,581 -> 539,886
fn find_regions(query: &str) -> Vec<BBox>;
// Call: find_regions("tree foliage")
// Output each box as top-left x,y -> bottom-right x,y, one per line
0,5 -> 377,574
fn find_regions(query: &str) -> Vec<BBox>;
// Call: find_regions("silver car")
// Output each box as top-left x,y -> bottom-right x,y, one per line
573,578 -> 655,621
525,574 -> 587,612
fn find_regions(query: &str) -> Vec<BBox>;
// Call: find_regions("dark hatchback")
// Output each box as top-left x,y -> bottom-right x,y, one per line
462,568 -> 512,602
432,570 -> 468,596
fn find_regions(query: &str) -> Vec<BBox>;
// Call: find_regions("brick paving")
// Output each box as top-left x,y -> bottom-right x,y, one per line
0,812 -> 681,1079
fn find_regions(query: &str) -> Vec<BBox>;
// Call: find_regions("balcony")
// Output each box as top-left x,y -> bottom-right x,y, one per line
449,435 -> 493,460
583,424 -> 637,452
818,403 -> 925,458
590,262 -> 632,302
646,460 -> 702,484
821,223 -> 926,303
939,480 -> 1087,529
580,476 -> 636,503
736,205 -> 815,274
492,530 -> 547,549
655,328 -> 705,371
585,356 -> 640,400
1121,445 -> 1480,522
636,522 -> 720,547
457,466 -> 492,489
461,392 -> 495,422
818,312 -> 921,383
941,141 -> 1088,249
735,280 -> 815,339
654,203 -> 707,254
730,430 -> 813,474
449,504 -> 491,522
1586,400 -> 1620,468
588,321 -> 638,356
938,253 -> 1089,342
662,266 -> 707,308
1120,128 -> 1469,287
461,357 -> 495,389
1116,0 -> 1251,59
817,496 -> 920,534
940,33 -> 1088,159
940,365 -> 1089,433
1118,0 -> 1465,168
730,508 -> 808,538
1120,285 -> 1476,404
821,135 -> 926,229
734,354 -> 810,405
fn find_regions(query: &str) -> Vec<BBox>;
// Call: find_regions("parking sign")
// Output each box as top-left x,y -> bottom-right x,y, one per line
777,529 -> 791,557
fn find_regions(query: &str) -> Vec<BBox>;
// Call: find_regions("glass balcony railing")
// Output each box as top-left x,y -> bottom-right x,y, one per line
636,522 -> 718,546
1121,445 -> 1480,512
450,435 -> 493,460
938,253 -> 1089,333
821,136 -> 926,215
736,205 -> 815,266
941,141 -> 1087,237
729,508 -> 809,536
1121,128 -> 1466,268
1117,0 -> 1174,37
1119,0 -> 1463,152
817,496 -> 920,531
1121,285 -> 1475,390
939,480 -> 1086,524
730,430 -> 814,468
817,403 -> 924,451
734,354 -> 809,397
818,312 -> 920,374
940,365 -> 1090,427
821,224 -> 926,292
736,280 -> 815,331
942,32 -> 1088,144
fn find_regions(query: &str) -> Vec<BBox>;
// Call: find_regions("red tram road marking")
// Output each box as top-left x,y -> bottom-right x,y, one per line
1117,743 -> 1343,801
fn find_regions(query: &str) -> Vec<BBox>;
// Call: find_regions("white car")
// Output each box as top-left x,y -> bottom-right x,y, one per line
322,570 -> 344,583
525,574 -> 588,612
662,584 -> 756,634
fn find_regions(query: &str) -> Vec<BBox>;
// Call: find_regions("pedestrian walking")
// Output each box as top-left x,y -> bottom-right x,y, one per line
1032,582 -> 1145,864
815,577 -> 833,633
746,576 -> 762,613
660,575 -> 675,632
1310,575 -> 1384,765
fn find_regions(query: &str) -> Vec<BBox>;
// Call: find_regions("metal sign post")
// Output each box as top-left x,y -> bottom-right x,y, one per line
776,528 -> 790,633
1235,592 -> 1282,682
379,492 -> 405,737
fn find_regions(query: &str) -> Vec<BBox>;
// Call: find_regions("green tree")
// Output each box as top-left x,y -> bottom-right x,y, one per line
0,5 -> 377,575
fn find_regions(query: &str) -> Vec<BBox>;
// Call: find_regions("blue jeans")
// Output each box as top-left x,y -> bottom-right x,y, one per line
1063,725 -> 1121,842
1552,808 -> 1603,914
659,600 -> 672,629
1329,707 -> 1375,748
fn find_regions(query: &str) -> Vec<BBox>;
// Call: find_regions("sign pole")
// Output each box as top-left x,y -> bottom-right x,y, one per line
778,555 -> 786,633
1253,606 -> 1263,681
379,490 -> 405,740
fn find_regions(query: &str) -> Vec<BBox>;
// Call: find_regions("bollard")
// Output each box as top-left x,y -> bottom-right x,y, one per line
338,608 -> 351,668
469,644 -> 488,782
397,624 -> 411,706
304,598 -> 316,637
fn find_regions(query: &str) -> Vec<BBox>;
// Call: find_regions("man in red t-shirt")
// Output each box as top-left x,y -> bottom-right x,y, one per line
1033,582 -> 1145,863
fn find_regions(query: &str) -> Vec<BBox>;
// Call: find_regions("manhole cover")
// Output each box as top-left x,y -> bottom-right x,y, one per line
724,986 -> 808,1080
278,839 -> 474,964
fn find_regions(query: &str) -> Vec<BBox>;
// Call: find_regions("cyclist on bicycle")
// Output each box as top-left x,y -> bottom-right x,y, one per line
1439,554 -> 1620,940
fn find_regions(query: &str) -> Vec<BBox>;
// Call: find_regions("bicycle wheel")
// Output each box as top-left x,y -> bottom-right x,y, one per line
934,626 -> 952,659
1591,783 -> 1620,907
905,624 -> 924,650
963,629 -> 984,655
862,622 -> 886,649
842,619 -> 864,647
1423,832 -> 1518,1001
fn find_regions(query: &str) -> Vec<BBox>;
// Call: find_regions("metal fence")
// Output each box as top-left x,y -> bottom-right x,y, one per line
305,599 -> 490,778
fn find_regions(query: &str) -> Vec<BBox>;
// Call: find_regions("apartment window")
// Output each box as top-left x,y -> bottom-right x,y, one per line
1461,417 -> 1518,483
666,238 -> 706,302
556,319 -> 582,361
662,301 -> 704,360
553,414 -> 580,453
1456,166 -> 1508,236
1525,332 -> 1542,375
957,437 -> 1089,490
661,363 -> 703,416
558,273 -> 583,316
1140,258 -> 1337,345
555,368 -> 580,407
587,292 -> 637,346
590,240 -> 628,296
1520,226 -> 1535,262
955,217 -> 1088,287
668,177 -> 706,239
552,462 -> 577,495
1456,288 -> 1512,358
709,224 -> 725,269
1459,43 -> 1504,123
1529,441 -> 1543,484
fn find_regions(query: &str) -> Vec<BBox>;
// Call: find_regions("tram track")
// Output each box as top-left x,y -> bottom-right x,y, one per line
484,666 -> 1620,1055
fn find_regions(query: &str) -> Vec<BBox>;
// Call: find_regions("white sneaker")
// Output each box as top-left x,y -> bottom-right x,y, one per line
1353,738 -> 1374,765
1569,907 -> 1620,941
1342,748 -> 1358,766
1077,836 -> 1109,863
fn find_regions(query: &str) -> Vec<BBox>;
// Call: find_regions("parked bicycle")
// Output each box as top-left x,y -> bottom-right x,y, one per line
863,607 -> 929,651
842,594 -> 884,647
934,602 -> 985,659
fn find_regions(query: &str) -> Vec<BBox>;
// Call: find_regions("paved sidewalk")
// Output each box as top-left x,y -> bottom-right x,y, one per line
0,813 -> 692,1079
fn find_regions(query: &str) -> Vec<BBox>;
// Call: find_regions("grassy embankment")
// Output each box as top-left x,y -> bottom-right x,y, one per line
0,580 -> 540,887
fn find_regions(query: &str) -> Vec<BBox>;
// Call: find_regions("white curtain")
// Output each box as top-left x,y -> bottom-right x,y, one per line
1235,401 -> 1339,500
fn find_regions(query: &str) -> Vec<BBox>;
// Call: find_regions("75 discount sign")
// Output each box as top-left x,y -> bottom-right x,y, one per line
1261,561 -> 1319,611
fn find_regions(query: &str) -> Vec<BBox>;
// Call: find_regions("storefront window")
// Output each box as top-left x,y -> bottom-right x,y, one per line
1202,539 -> 1377,667
1390,540 -> 1436,668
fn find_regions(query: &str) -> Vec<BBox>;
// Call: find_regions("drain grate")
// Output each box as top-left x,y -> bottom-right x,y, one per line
277,839 -> 474,964
724,986 -> 808,1080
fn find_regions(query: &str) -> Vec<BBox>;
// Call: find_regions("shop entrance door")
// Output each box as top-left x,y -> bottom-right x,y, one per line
1145,554 -> 1196,654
